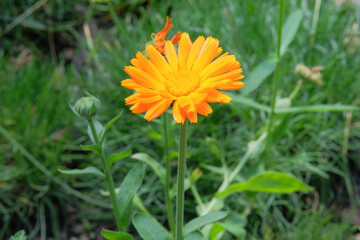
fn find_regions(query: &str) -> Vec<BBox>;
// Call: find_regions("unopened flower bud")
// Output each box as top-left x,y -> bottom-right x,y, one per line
74,96 -> 101,118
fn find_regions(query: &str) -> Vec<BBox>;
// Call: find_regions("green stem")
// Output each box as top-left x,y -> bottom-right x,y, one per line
88,117 -> 124,232
175,120 -> 188,240
163,114 -> 175,235
265,0 -> 284,153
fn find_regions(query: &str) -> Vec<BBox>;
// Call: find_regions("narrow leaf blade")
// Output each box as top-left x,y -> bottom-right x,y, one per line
117,162 -> 145,229
217,171 -> 312,198
241,58 -> 278,96
108,149 -> 132,167
131,153 -> 166,185
183,211 -> 228,236
101,229 -> 133,240
275,104 -> 359,113
58,166 -> 105,179
184,231 -> 204,240
280,9 -> 304,56
132,213 -> 169,240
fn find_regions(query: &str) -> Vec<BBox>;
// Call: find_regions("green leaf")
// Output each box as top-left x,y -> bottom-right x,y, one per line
131,153 -> 166,185
183,211 -> 228,236
210,223 -> 226,240
219,214 -> 247,238
108,149 -> 132,167
9,230 -> 27,240
81,144 -> 101,155
240,58 -> 278,96
87,120 -> 103,144
217,171 -> 312,198
99,111 -> 123,143
117,162 -> 145,230
280,9 -> 304,56
275,104 -> 359,113
132,212 -> 169,240
101,229 -> 133,240
206,138 -> 222,161
184,231 -> 204,240
229,94 -> 271,112
58,166 -> 105,179
21,18 -> 47,30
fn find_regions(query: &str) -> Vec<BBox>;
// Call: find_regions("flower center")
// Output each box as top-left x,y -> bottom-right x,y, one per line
166,71 -> 200,97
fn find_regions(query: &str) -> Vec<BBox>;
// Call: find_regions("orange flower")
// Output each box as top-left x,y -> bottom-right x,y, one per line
151,16 -> 181,54
122,33 -> 245,124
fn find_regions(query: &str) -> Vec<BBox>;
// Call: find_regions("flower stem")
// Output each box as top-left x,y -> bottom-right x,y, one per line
88,117 -> 124,232
265,0 -> 284,152
175,120 -> 188,240
163,114 -> 175,235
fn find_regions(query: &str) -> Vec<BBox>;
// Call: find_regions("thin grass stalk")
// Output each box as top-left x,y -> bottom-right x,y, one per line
175,120 -> 188,240
265,0 -> 284,153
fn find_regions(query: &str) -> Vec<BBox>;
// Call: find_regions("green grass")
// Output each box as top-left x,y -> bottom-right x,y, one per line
1,0 -> 360,239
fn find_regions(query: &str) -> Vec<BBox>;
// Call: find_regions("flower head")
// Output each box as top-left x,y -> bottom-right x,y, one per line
74,96 -> 101,118
122,33 -> 244,124
151,16 -> 181,54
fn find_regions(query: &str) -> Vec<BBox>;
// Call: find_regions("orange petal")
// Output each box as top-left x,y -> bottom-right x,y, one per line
144,99 -> 173,121
172,100 -> 186,124
186,110 -> 198,123
195,101 -> 213,116
146,44 -> 172,77
125,93 -> 139,105
136,52 -> 166,86
165,41 -> 178,70
200,55 -> 240,80
189,92 -> 207,104
205,90 -> 232,103
125,66 -> 163,89
121,79 -> 142,89
178,33 -> 192,70
186,36 -> 205,71
137,95 -> 163,104
130,102 -> 155,114
192,37 -> 219,72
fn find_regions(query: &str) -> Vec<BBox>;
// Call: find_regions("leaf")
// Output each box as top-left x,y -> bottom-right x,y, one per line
108,149 -> 132,167
184,231 -> 204,240
280,9 -> 304,56
87,120 -> 103,144
9,230 -> 27,240
99,111 -> 123,143
101,229 -> 133,240
210,223 -> 226,240
240,58 -> 278,96
58,166 -> 105,179
206,138 -> 222,161
132,212 -> 169,240
217,171 -> 312,198
275,104 -> 359,113
228,94 -> 271,112
117,162 -> 145,230
21,18 -> 47,30
81,144 -> 101,155
183,211 -> 228,236
131,153 -> 166,185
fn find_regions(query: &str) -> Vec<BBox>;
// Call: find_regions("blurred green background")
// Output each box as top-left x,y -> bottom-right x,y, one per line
1,0 -> 360,239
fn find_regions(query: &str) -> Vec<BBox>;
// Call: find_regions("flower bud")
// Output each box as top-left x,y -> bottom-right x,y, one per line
74,96 -> 101,118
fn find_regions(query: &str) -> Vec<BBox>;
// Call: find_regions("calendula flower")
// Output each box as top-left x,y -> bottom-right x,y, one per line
151,16 -> 181,54
122,33 -> 244,124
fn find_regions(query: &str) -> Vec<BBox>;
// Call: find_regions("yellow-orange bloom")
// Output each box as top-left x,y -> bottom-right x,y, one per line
151,16 -> 181,54
122,33 -> 245,124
